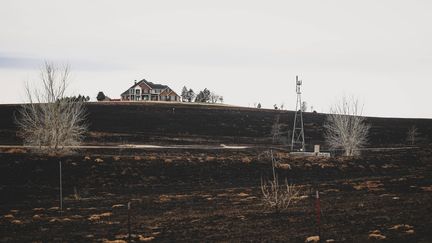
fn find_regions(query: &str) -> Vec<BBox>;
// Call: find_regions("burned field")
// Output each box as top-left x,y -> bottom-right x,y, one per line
0,102 -> 432,242
0,147 -> 431,242
1,102 -> 431,147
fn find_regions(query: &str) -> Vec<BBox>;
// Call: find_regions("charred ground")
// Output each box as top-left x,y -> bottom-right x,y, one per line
1,102 -> 431,147
0,102 -> 431,242
0,147 -> 431,242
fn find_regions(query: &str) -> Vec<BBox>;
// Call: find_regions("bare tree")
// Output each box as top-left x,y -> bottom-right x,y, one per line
301,101 -> 307,112
407,125 -> 419,145
15,62 -> 88,154
271,115 -> 282,143
261,150 -> 302,213
209,91 -> 221,103
324,97 -> 370,156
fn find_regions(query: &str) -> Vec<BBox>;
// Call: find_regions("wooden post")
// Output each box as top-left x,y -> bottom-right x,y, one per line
315,190 -> 321,240
59,160 -> 63,215
128,201 -> 131,242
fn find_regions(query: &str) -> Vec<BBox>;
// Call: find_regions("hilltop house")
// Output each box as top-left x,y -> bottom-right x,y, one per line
121,79 -> 181,102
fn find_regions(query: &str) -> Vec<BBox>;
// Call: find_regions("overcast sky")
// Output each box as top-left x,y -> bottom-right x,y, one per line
1,0 -> 431,118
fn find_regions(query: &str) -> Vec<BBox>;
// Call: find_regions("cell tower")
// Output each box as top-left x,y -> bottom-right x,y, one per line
291,75 -> 305,151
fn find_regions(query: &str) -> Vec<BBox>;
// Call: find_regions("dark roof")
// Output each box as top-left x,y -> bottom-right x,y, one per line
146,81 -> 168,90
121,78 -> 170,96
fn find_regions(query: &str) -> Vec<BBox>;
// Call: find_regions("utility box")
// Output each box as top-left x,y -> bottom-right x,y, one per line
289,144 -> 330,158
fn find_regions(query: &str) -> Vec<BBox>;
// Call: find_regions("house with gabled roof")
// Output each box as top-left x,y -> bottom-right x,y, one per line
120,79 -> 181,102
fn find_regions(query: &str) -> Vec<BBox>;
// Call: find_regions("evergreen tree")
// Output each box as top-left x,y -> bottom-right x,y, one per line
97,91 -> 106,101
181,86 -> 188,102
187,89 -> 195,102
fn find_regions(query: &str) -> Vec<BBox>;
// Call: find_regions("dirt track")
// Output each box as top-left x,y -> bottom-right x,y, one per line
1,147 -> 431,242
0,144 -> 251,150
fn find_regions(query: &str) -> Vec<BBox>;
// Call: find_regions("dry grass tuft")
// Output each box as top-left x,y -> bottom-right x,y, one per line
112,204 -> 125,209
103,240 -> 127,243
261,150 -> 303,213
138,235 -> 155,242
420,186 -> 432,192
353,180 -> 383,191
4,214 -> 14,220
88,215 -> 101,221
275,162 -> 291,170
88,212 -> 112,221
369,230 -> 386,240
305,235 -> 320,243
4,148 -> 27,154
99,212 -> 112,217
405,229 -> 415,234
11,220 -> 23,225
70,215 -> 83,220
389,224 -> 413,230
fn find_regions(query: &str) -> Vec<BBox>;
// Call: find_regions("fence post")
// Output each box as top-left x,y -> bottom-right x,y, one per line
59,160 -> 63,215
315,190 -> 321,240
128,201 -> 131,242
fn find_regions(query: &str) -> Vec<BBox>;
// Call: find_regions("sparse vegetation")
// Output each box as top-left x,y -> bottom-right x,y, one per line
194,88 -> 223,103
407,125 -> 419,145
301,101 -> 307,112
15,62 -> 88,154
271,115 -> 282,143
260,150 -> 302,212
181,86 -> 196,102
324,97 -> 370,156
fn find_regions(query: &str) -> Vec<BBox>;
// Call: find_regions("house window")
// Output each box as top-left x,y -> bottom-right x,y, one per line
136,89 -> 140,95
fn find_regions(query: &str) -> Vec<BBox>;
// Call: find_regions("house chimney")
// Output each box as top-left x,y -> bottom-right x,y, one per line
134,80 -> 137,85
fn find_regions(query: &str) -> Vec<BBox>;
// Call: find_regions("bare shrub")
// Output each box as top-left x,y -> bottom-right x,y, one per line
271,115 -> 282,143
15,62 -> 88,154
261,150 -> 301,212
324,97 -> 370,156
406,125 -> 419,145
73,186 -> 81,200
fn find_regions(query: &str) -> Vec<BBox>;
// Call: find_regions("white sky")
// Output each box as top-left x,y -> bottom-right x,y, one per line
1,0 -> 431,118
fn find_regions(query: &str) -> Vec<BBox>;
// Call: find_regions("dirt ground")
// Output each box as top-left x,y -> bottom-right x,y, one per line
1,147 -> 431,242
